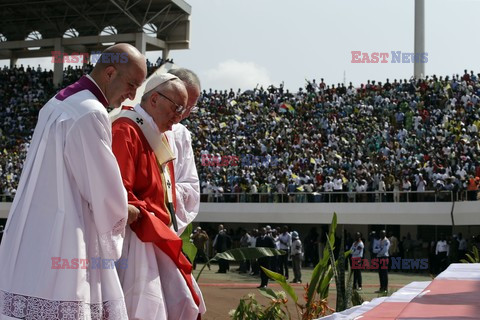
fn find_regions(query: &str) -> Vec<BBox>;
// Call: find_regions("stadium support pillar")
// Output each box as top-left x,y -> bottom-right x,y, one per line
135,33 -> 146,55
53,38 -> 63,88
163,47 -> 170,61
82,53 -> 89,69
414,0 -> 425,79
9,56 -> 18,68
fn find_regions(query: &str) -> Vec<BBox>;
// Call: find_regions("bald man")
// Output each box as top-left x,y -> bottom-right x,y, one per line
0,43 -> 146,319
112,74 -> 204,319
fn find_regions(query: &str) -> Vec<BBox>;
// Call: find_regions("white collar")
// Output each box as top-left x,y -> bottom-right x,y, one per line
134,104 -> 161,134
86,74 -> 109,103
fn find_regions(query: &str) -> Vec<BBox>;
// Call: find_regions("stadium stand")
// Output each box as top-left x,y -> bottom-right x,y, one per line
193,71 -> 480,203
1,65 -> 480,204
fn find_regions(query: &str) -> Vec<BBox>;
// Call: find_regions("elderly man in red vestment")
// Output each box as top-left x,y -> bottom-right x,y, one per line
111,73 -> 205,320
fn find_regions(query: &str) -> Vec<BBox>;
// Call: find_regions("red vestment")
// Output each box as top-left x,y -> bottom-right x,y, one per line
112,115 -> 200,317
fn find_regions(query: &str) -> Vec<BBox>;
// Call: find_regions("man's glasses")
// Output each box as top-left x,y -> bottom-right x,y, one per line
155,91 -> 186,114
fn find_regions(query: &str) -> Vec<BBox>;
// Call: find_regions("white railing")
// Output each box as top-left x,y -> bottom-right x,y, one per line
199,190 -> 472,203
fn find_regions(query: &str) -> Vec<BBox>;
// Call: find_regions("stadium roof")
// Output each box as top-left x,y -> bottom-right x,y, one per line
0,0 -> 191,58
0,0 -> 191,85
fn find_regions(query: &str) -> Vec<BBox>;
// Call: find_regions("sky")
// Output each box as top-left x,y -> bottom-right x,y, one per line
3,0 -> 480,91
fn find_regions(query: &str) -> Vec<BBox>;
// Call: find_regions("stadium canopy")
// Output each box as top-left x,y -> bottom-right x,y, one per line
0,0 -> 191,85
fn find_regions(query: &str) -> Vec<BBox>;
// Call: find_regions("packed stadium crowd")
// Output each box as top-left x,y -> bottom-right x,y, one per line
0,64 -> 55,201
193,70 -> 480,202
1,63 -> 480,203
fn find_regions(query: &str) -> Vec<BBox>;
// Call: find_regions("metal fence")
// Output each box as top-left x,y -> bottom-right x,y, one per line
0,195 -> 13,202
200,190 -> 475,203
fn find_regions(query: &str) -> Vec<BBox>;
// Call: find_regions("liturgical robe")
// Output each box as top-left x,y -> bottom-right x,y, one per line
112,105 -> 205,320
165,123 -> 200,236
0,76 -> 129,319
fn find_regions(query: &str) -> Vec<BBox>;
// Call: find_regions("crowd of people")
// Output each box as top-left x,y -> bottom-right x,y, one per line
192,224 -> 303,288
191,71 -> 480,202
348,229 -> 479,292
191,224 -> 480,291
0,64 -> 55,200
2,65 -> 480,203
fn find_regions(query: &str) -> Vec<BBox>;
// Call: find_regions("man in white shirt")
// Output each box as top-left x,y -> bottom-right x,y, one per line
436,233 -> 449,274
249,228 -> 260,276
402,177 -> 412,201
350,232 -> 364,290
416,173 -> 427,201
377,176 -> 386,202
333,175 -> 343,202
457,232 -> 467,262
278,226 -> 292,279
0,44 -> 146,319
373,230 -> 390,293
290,231 -> 303,284
323,177 -> 334,202
238,229 -> 252,273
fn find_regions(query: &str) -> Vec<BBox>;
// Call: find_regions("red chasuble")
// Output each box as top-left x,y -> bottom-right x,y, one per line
112,116 -> 200,308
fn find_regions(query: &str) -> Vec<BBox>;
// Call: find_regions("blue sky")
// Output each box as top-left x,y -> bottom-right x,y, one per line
3,0 -> 480,91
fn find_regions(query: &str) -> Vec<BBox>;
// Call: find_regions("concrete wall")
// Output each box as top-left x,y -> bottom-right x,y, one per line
2,201 -> 479,243
196,201 -> 478,226
2,200 -> 478,225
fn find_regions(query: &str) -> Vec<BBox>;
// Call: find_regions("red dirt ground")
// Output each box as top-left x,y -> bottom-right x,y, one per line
196,265 -> 432,319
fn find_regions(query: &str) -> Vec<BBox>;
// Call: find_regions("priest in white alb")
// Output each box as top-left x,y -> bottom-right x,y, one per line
0,44 -> 147,319
165,68 -> 202,236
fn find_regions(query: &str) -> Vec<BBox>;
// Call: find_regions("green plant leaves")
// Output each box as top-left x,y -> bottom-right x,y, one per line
228,212 -> 363,319
195,247 -> 285,281
460,246 -> 480,263
180,224 -> 197,264
214,247 -> 286,262
258,287 -> 279,300
335,225 -> 346,311
307,212 -> 337,307
261,266 -> 298,303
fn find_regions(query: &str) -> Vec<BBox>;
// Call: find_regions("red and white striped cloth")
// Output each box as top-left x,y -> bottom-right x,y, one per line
321,263 -> 480,320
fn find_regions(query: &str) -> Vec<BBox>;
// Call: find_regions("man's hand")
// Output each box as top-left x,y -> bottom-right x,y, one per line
127,205 -> 141,224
